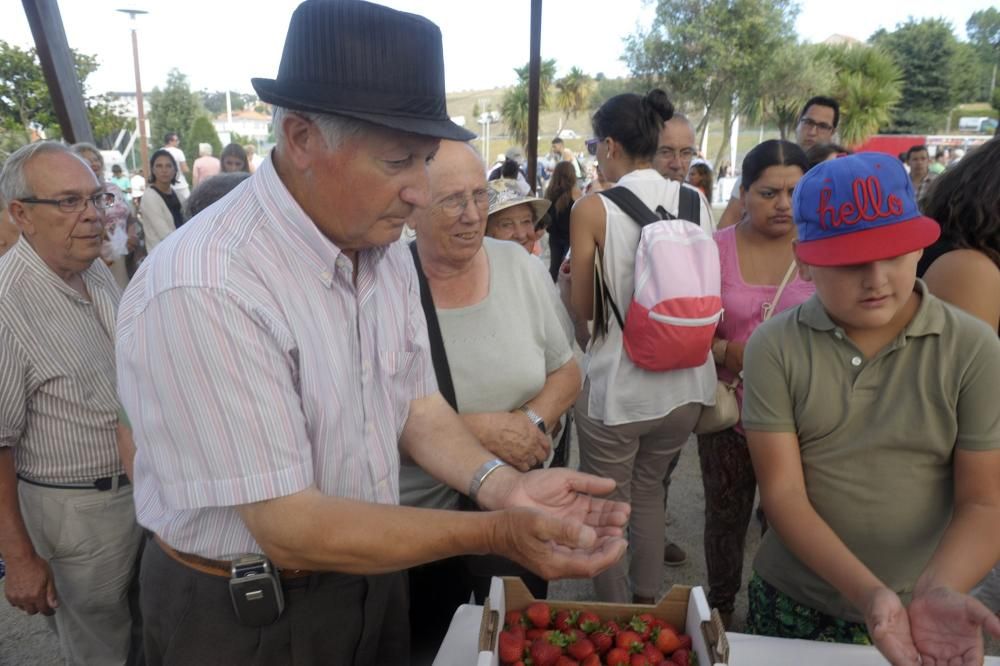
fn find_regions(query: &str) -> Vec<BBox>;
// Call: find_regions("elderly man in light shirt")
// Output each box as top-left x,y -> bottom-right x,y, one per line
0,142 -> 141,666
116,2 -> 628,664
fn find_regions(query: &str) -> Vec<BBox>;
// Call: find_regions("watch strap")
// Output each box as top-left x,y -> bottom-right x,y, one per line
518,406 -> 547,433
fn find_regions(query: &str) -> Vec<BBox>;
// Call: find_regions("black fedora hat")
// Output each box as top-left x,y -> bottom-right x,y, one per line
252,0 -> 475,141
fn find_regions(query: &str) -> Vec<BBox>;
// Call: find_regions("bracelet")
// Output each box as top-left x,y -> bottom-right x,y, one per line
468,458 -> 509,504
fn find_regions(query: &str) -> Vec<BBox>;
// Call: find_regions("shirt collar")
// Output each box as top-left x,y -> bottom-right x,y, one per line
798,278 -> 945,338
13,236 -> 111,303
250,155 -> 388,285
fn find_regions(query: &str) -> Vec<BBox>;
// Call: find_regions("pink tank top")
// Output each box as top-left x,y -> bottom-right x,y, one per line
714,225 -> 815,428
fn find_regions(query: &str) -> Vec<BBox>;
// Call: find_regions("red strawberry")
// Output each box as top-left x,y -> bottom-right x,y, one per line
505,610 -> 526,629
530,638 -> 563,666
578,611 -> 602,633
676,635 -> 692,651
565,628 -> 586,644
556,657 -> 579,666
581,655 -> 601,666
670,648 -> 691,665
654,626 -> 681,655
566,637 -> 595,660
641,643 -> 664,664
629,654 -> 651,666
629,615 -> 652,641
555,609 -> 580,632
527,628 -> 548,641
615,630 -> 643,652
526,602 -> 553,629
604,621 -> 621,634
605,647 -> 630,666
589,629 -> 613,655
498,630 -> 526,665
507,624 -> 526,641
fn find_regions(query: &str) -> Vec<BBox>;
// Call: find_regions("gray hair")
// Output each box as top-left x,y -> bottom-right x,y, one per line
199,143 -> 213,157
272,106 -> 372,152
184,172 -> 250,220
71,142 -> 103,168
0,141 -> 79,203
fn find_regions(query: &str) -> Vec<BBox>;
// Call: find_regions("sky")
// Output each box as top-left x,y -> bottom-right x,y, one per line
0,0 -> 989,96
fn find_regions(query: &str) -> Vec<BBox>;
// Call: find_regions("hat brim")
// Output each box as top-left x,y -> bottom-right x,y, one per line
488,198 -> 552,223
252,78 -> 476,142
795,215 -> 941,267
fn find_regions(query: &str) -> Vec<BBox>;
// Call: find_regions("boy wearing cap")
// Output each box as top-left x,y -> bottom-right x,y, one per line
741,153 -> 1000,664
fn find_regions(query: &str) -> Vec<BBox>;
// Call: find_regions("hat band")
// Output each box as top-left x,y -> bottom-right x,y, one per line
255,79 -> 448,120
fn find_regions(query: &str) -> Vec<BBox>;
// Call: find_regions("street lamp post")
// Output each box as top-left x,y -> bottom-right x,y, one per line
117,8 -> 149,178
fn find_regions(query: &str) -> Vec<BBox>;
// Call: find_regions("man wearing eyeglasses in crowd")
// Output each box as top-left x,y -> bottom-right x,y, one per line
718,96 -> 840,229
653,113 -> 700,183
0,142 -> 142,665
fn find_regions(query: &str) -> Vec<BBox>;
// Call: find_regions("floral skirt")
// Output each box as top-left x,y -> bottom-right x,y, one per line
746,572 -> 872,645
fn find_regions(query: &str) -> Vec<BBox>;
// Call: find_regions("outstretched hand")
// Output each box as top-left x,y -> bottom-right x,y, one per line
865,587 -> 920,665
908,586 -> 1000,665
500,467 -> 629,539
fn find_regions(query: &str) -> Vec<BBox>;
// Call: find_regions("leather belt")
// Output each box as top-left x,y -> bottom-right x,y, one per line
154,536 -> 314,580
18,473 -> 130,491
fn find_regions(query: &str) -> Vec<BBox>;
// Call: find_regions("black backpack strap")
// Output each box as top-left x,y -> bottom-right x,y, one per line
677,185 -> 700,224
599,186 -> 663,227
409,243 -> 457,411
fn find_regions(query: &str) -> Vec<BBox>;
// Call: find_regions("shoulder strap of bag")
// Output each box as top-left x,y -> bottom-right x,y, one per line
762,261 -> 798,322
599,186 -> 667,226
409,243 -> 457,411
677,185 -> 700,224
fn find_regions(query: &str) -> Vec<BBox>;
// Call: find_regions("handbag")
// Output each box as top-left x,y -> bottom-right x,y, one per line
694,260 -> 798,435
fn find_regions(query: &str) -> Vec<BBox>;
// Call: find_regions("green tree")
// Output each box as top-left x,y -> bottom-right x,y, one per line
968,8 -> 1000,100
0,41 -> 126,147
743,43 -> 836,140
499,59 -> 557,146
184,114 -> 222,164
148,69 -> 202,149
950,42 -> 989,103
870,19 -> 958,133
623,0 -> 798,163
554,66 -> 595,133
816,44 -> 903,146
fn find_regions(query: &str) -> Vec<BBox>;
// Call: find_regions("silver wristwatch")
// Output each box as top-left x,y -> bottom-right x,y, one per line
518,406 -> 547,434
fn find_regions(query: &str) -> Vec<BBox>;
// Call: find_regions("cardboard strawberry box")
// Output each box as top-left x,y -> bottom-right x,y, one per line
476,576 -> 730,666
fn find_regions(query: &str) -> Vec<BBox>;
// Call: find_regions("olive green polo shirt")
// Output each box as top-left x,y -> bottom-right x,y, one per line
742,279 -> 1000,622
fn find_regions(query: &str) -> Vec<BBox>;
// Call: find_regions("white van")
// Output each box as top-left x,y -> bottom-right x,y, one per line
957,117 -> 998,133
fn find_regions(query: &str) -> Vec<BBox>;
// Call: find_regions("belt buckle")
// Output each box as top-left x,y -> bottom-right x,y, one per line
93,476 -> 113,491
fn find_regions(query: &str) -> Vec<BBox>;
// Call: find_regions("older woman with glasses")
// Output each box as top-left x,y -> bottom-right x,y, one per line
484,178 -> 551,255
401,141 -> 582,657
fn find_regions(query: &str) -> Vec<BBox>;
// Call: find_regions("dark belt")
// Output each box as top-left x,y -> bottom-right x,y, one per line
153,536 -> 314,581
17,473 -> 131,491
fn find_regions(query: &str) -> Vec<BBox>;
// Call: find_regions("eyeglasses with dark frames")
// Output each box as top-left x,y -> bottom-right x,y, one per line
18,192 -> 116,213
798,117 -> 835,133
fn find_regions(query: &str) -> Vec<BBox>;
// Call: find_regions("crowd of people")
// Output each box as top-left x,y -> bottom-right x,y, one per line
0,1 -> 998,666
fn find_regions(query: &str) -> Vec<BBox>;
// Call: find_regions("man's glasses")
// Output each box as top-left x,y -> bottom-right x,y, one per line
436,188 -> 489,217
798,117 -> 835,133
18,192 -> 116,213
586,138 -> 600,156
657,147 -> 697,160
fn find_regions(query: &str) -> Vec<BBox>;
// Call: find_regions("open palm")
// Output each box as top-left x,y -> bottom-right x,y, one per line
866,587 -> 920,665
505,468 -> 630,538
908,587 -> 1000,665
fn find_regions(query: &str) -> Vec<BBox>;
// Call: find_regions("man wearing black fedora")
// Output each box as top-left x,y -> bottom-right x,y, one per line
116,1 -> 629,664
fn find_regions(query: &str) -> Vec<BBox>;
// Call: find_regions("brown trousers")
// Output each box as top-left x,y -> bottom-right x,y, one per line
140,538 -> 409,665
697,427 -> 758,614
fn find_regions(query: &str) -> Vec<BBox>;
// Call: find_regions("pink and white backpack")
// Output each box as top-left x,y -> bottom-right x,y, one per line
599,186 -> 722,372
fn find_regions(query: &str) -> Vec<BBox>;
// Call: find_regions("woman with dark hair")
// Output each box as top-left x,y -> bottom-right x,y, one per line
140,149 -> 184,250
687,162 -> 714,202
220,143 -> 251,173
568,89 -> 716,603
544,161 -> 582,280
698,139 -> 815,626
919,137 -> 1000,612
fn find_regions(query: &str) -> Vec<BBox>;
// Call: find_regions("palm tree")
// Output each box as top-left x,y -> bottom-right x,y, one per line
554,67 -> 595,133
819,44 -> 903,146
741,43 -> 836,140
501,59 -> 558,146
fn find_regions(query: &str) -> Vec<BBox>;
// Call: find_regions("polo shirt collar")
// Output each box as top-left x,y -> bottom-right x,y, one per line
798,278 -> 945,338
250,156 -> 388,283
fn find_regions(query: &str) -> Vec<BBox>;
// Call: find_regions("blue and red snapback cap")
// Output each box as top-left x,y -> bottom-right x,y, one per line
793,152 -> 940,267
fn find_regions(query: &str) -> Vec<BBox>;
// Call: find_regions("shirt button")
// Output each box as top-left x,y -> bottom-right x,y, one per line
834,331 -> 844,339
320,270 -> 332,282
851,356 -> 862,367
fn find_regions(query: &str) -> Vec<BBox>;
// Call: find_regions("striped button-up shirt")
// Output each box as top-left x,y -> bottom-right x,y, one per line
117,157 -> 437,558
0,238 -> 123,484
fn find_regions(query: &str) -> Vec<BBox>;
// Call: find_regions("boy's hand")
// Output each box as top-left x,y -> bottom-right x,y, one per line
908,585 -> 1000,665
865,587 -> 920,665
